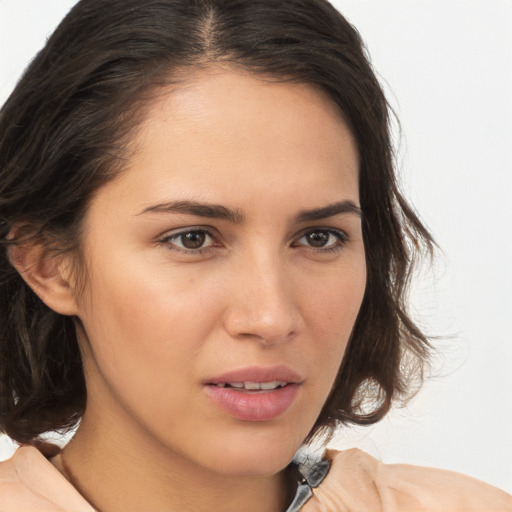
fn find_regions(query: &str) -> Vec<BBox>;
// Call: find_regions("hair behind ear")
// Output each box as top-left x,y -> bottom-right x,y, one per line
0,230 -> 86,443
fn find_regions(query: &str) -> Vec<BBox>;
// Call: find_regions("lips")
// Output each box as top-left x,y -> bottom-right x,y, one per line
213,381 -> 288,391
204,365 -> 303,421
206,365 -> 303,386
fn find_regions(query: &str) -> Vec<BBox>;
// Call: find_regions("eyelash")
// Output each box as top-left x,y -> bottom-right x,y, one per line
158,227 -> 348,255
293,228 -> 348,254
159,228 -> 219,255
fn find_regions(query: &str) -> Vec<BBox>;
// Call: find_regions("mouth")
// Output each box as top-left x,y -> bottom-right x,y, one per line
204,366 -> 302,421
205,364 -> 303,387
210,380 -> 290,392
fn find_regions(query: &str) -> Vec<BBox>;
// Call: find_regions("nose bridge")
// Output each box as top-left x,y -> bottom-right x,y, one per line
223,244 -> 303,344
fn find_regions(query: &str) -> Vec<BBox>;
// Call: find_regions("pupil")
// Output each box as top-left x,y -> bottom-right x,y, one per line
307,231 -> 329,247
182,231 -> 206,249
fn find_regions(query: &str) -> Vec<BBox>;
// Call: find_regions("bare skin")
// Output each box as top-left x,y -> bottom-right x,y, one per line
21,67 -> 366,511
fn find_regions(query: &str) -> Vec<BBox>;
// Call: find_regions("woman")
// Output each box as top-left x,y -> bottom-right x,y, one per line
0,0 -> 510,510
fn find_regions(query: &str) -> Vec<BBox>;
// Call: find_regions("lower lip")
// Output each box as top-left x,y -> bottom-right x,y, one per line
204,384 -> 300,421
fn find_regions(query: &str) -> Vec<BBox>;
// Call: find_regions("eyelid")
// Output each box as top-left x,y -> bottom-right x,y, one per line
156,225 -> 349,255
158,226 -> 221,254
292,227 -> 349,250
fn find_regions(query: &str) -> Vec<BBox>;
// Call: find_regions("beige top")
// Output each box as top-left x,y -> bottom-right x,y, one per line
0,445 -> 510,512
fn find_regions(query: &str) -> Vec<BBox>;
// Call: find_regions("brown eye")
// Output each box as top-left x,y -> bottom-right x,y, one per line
295,229 -> 347,250
305,231 -> 330,247
180,231 -> 207,249
163,229 -> 216,252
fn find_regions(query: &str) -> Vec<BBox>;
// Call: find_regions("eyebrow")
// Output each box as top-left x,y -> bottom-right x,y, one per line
139,199 -> 361,223
295,200 -> 362,222
139,200 -> 245,223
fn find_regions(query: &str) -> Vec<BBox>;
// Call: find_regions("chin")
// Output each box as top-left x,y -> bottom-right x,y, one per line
192,423 -> 308,477
209,450 -> 295,478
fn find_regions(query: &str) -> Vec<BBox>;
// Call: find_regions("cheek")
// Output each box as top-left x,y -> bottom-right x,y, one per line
299,257 -> 367,391
76,256 -> 223,397
304,257 -> 366,339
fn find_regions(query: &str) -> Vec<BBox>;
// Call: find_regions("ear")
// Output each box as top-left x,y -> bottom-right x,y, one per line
9,239 -> 80,316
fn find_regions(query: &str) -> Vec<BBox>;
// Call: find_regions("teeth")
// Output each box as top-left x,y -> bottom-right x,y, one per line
216,381 -> 288,390
259,381 -> 285,390
244,381 -> 261,390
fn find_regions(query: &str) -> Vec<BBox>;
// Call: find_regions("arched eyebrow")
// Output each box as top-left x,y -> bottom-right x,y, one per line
139,201 -> 245,223
138,199 -> 361,223
295,200 -> 362,222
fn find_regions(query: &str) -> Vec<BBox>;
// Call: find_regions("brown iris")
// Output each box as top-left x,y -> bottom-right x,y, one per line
305,231 -> 330,247
180,231 -> 207,249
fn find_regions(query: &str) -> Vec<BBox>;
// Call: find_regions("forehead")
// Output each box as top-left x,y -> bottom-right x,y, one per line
96,68 -> 360,216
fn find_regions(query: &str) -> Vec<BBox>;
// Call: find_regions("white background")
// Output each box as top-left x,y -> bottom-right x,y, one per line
1,0 -> 511,492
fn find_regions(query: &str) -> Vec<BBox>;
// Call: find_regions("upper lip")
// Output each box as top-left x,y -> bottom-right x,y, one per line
206,365 -> 303,385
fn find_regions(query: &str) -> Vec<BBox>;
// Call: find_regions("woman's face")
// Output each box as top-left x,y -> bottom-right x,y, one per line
73,69 -> 366,476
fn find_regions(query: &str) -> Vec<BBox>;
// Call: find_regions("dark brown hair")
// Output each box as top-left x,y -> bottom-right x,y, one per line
0,0 -> 433,444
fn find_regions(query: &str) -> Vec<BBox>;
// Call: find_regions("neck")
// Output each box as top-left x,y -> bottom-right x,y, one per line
59,413 -> 296,512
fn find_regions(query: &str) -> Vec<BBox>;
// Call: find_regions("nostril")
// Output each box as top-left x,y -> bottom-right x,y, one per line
229,325 -> 300,346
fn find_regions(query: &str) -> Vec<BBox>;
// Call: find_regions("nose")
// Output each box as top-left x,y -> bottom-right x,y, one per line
222,252 -> 304,345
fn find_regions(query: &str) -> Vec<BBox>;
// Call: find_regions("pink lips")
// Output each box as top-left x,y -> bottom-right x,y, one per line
204,365 -> 302,422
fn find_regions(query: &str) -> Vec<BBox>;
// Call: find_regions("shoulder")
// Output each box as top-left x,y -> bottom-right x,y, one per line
0,445 -> 94,512
301,448 -> 512,512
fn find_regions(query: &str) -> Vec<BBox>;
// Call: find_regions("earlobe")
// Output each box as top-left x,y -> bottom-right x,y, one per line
8,240 -> 80,316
